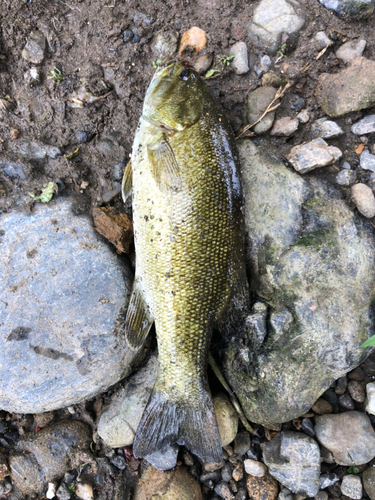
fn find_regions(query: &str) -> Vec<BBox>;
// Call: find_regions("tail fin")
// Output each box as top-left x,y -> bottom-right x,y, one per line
133,383 -> 223,464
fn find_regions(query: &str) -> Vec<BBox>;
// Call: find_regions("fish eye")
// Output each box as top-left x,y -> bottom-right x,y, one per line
179,69 -> 189,81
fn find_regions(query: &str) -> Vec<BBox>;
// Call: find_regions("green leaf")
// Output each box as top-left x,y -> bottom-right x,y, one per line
360,334 -> 375,348
29,182 -> 56,203
204,69 -> 220,79
347,466 -> 360,474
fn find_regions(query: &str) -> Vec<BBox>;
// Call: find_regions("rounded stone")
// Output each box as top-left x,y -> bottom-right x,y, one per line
244,459 -> 267,477
315,412 -> 375,465
246,472 -> 279,500
213,393 -> 238,447
133,466 -> 203,500
363,466 -> 375,500
340,474 -> 362,499
229,42 -> 249,75
0,197 -> 139,413
365,382 -> 375,414
247,86 -> 278,134
351,183 -> 375,218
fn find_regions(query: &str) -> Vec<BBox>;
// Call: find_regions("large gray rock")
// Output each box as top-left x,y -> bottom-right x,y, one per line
263,432 -> 320,497
248,0 -> 305,55
317,57 -> 375,117
247,87 -> 278,134
318,0 -> 374,19
0,197 -> 143,413
315,412 -> 375,465
219,140 -> 375,424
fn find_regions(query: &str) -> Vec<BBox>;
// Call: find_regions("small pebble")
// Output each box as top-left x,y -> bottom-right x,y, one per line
179,27 -> 207,56
111,455 -> 126,470
215,481 -> 234,500
221,462 -> 233,482
151,30 -> 178,59
46,483 -> 56,499
10,129 -> 19,140
338,393 -> 355,410
232,463 -> 243,482
278,488 -> 293,500
313,31 -> 333,50
270,117 -> 299,136
214,394 -> 238,447
320,447 -> 335,464
204,459 -> 226,472
351,115 -> 375,135
74,483 -> 94,500
229,42 -> 249,75
341,474 -> 362,500
247,446 -> 260,461
296,109 -> 309,123
235,488 -> 247,500
229,479 -> 238,493
365,382 -> 375,415
301,418 -> 315,437
22,31 -> 46,65
341,161 -> 352,170
123,30 -> 134,43
348,367 -> 365,381
290,96 -> 306,112
335,376 -> 347,395
348,380 -> 365,403
1,161 -> 26,180
286,138 -> 342,174
193,53 -> 213,74
234,431 -> 251,456
75,130 -> 90,144
314,490 -> 328,500
312,398 -> 332,415
319,473 -> 339,489
360,150 -> 375,172
246,473 -> 278,500
335,169 -> 356,186
336,39 -> 367,64
351,183 -> 375,218
311,118 -> 344,139
102,186 -> 121,203
244,459 -> 267,477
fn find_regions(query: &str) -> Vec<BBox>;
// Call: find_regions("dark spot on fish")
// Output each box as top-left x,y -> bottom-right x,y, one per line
26,248 -> 39,259
30,344 -> 74,361
144,216 -> 149,221
7,326 -> 31,341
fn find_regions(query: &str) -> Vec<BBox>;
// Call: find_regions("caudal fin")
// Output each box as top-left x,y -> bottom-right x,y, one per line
133,384 -> 223,464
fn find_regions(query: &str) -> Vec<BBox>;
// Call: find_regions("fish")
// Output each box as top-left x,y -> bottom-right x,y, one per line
122,61 -> 246,464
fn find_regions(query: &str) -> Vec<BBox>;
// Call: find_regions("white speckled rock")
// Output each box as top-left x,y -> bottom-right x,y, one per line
311,118 -> 344,139
335,169 -> 356,186
244,459 -> 267,477
365,382 -> 375,415
360,149 -> 375,171
351,115 -> 375,135
341,475 -> 362,499
286,138 -> 342,174
351,183 -> 375,218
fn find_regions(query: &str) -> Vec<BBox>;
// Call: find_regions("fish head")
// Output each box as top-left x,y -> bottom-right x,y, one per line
143,62 -> 205,132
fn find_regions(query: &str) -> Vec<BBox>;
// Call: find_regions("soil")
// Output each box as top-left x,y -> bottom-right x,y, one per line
1,0 -> 375,498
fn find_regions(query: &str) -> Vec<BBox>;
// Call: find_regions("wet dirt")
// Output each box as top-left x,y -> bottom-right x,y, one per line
1,0 -> 375,498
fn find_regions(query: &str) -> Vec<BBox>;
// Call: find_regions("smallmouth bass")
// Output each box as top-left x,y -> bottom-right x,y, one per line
122,61 -> 245,463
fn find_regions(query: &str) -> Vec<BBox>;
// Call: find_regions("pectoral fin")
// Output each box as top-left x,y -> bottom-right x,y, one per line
124,279 -> 153,349
147,138 -> 181,192
121,160 -> 133,202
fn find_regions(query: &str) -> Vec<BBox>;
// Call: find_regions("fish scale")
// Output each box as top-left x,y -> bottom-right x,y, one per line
122,62 -> 245,463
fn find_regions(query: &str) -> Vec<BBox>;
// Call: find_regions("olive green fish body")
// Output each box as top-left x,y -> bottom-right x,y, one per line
123,63 -> 245,463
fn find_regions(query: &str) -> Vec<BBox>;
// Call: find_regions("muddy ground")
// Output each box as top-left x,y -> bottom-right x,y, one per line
1,0 -> 375,498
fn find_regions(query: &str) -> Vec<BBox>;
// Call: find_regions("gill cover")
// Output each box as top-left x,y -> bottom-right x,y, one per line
142,62 -> 206,131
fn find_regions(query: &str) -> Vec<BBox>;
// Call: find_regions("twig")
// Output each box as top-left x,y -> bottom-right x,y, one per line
316,45 -> 328,61
208,353 -> 256,434
236,82 -> 292,139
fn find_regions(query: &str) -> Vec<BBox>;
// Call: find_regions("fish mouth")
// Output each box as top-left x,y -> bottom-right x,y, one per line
142,114 -> 183,132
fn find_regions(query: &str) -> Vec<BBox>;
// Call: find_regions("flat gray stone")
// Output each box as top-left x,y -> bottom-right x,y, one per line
311,118 -> 344,139
12,139 -> 62,160
0,197 -> 141,413
352,115 -> 375,135
97,354 -> 157,448
247,86 -> 278,134
317,57 -> 375,117
341,475 -> 362,499
315,412 -> 375,465
1,161 -> 27,180
351,183 -> 375,218
361,149 -> 375,171
286,138 -> 342,174
263,432 -> 320,497
336,39 -> 367,63
22,31 -> 46,65
229,42 -> 249,75
248,0 -> 305,55
335,169 -> 356,186
220,140 -> 375,424
318,0 -> 374,19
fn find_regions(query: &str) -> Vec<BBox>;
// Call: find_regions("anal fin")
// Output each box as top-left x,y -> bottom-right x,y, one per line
124,280 -> 153,349
147,138 -> 181,192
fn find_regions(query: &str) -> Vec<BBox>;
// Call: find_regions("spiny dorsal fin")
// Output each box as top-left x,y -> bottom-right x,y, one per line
124,279 -> 153,349
122,160 -> 133,202
147,138 -> 181,193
